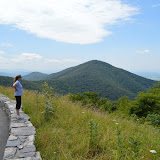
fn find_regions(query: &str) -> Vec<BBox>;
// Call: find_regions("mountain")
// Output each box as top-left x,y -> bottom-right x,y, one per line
44,60 -> 157,100
0,60 -> 157,100
133,72 -> 160,81
23,72 -> 48,81
0,76 -> 41,91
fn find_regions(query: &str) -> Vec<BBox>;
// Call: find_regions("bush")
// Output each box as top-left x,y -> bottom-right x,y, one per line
147,114 -> 160,127
129,92 -> 160,117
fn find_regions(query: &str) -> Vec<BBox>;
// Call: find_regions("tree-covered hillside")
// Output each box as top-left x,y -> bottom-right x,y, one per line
45,60 -> 157,100
23,72 -> 48,81
0,60 -> 157,100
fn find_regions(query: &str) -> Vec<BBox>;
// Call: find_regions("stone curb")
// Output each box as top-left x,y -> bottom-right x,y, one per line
0,94 -> 42,160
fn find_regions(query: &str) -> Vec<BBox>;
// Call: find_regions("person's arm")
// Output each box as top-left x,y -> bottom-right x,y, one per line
13,83 -> 18,91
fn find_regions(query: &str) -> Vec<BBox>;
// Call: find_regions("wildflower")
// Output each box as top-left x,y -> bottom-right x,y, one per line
82,112 -> 85,113
113,119 -> 116,121
150,150 -> 157,153
137,119 -> 139,121
116,123 -> 119,125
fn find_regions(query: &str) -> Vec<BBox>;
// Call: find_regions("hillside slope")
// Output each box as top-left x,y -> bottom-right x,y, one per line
45,60 -> 157,100
0,60 -> 157,100
0,86 -> 160,160
23,72 -> 48,81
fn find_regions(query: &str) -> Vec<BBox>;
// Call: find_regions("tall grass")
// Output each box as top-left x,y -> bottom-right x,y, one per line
0,85 -> 160,159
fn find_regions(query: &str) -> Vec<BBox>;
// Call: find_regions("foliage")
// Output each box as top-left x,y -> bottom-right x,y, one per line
42,82 -> 55,121
129,83 -> 160,117
88,120 -> 100,157
70,92 -> 121,113
147,114 -> 160,127
115,124 -> 125,159
128,136 -> 143,159
23,72 -> 47,81
0,60 -> 157,100
0,85 -> 160,159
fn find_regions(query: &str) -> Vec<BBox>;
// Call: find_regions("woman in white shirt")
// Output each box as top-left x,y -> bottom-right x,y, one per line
13,75 -> 24,120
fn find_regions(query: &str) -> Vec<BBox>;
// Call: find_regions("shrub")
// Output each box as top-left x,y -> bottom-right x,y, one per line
42,82 -> 55,121
129,92 -> 160,117
147,114 -> 160,127
88,120 -> 100,157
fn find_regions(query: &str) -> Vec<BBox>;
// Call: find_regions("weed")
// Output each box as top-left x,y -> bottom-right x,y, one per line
42,82 -> 55,121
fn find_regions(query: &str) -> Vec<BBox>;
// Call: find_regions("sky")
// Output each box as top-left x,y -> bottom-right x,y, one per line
0,0 -> 160,74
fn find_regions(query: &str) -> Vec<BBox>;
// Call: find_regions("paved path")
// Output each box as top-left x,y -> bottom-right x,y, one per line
0,104 -> 9,159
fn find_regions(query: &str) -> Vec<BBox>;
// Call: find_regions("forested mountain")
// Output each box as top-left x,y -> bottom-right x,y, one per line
23,72 -> 48,81
0,60 -> 157,100
44,60 -> 157,100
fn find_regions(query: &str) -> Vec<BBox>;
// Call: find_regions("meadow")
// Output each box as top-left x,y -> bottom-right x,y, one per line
0,85 -> 160,160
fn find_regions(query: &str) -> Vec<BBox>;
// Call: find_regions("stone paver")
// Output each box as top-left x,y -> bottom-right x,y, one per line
0,93 -> 42,160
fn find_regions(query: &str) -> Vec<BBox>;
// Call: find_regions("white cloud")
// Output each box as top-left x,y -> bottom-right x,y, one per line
45,58 -> 80,63
11,53 -> 42,63
0,0 -> 138,44
1,43 -> 13,47
152,3 -> 160,8
136,49 -> 150,54
0,50 -> 5,54
0,52 -> 81,71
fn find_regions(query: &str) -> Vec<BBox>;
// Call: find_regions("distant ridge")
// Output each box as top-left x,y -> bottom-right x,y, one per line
45,60 -> 157,100
23,72 -> 48,81
0,60 -> 157,100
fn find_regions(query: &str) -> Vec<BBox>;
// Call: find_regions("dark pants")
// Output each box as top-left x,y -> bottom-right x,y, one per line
15,96 -> 21,110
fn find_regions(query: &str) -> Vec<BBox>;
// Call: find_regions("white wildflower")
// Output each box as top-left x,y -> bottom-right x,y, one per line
116,123 -> 119,125
82,112 -> 85,113
150,150 -> 157,153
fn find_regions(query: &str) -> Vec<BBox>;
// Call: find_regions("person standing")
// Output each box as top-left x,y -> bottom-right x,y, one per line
13,75 -> 24,120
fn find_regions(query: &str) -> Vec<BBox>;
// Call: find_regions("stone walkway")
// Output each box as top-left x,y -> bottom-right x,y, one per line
0,93 -> 42,160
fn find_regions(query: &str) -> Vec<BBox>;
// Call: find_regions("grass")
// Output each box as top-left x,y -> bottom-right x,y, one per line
0,85 -> 160,159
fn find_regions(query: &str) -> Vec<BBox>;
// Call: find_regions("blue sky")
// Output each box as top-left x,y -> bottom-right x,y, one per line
0,0 -> 159,73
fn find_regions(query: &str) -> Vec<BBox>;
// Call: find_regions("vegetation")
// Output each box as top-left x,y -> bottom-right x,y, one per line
45,60 -> 157,100
23,72 -> 48,81
0,76 -> 42,91
42,82 -> 55,121
0,84 -> 160,160
2,60 -> 157,100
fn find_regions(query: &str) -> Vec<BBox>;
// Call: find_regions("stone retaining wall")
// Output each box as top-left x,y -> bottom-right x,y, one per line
0,93 -> 42,160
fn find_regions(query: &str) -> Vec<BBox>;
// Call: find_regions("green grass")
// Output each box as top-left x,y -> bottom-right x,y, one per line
0,85 -> 160,159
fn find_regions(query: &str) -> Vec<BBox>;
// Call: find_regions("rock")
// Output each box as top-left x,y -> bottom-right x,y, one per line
3,147 -> 17,159
25,121 -> 33,127
17,144 -> 24,149
19,136 -> 27,139
24,135 -> 35,146
11,127 -> 35,136
19,152 -> 36,158
9,158 -> 32,160
6,139 -> 21,147
8,135 -> 18,141
18,136 -> 27,143
10,123 -> 27,128
35,152 -> 42,160
1,94 -> 42,160
20,145 -> 36,153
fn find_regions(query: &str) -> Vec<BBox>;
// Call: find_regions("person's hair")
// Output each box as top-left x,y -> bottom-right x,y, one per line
14,75 -> 22,83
